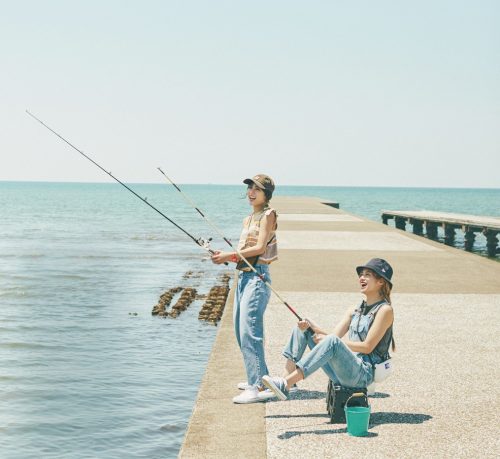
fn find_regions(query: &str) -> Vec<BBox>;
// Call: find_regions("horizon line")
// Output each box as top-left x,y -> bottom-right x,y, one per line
0,179 -> 499,191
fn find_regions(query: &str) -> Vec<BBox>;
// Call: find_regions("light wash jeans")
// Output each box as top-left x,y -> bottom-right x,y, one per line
282,326 -> 373,389
234,264 -> 271,388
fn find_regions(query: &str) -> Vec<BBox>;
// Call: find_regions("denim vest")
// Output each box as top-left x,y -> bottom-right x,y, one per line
348,301 -> 393,366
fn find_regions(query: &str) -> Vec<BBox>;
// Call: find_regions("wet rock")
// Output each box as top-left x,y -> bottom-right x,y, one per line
169,287 -> 197,317
183,270 -> 204,279
198,281 -> 231,325
152,286 -> 183,315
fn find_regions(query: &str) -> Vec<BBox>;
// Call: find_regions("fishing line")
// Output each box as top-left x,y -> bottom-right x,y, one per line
26,110 -> 218,258
157,167 -> 304,321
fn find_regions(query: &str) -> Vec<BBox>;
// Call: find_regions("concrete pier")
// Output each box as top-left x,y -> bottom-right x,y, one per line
382,210 -> 500,257
179,197 -> 500,459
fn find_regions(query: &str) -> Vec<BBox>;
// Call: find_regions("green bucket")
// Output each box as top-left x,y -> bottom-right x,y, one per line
344,392 -> 370,437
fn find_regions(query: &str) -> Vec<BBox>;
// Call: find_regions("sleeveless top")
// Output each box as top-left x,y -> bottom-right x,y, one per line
348,300 -> 393,366
236,207 -> 278,271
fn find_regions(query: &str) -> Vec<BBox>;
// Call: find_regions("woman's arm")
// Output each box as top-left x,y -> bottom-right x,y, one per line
343,305 -> 394,354
299,305 -> 353,338
211,212 -> 276,264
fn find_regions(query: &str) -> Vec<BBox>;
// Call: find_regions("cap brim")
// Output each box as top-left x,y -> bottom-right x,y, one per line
243,178 -> 265,189
356,265 -> 368,275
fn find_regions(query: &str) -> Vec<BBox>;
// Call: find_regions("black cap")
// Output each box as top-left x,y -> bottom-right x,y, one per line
356,258 -> 393,288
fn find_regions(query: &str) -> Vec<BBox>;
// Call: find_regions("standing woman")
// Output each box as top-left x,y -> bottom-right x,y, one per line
212,174 -> 278,403
263,258 -> 395,400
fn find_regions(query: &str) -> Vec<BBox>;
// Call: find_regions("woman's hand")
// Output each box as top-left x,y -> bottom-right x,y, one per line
298,317 -> 323,332
297,319 -> 311,332
211,251 -> 232,264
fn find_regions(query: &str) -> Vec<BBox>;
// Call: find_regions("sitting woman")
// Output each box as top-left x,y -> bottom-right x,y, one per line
263,258 -> 395,400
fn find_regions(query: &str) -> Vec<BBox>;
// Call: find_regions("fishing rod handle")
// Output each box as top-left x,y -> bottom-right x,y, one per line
284,301 -> 302,321
282,299 -> 313,333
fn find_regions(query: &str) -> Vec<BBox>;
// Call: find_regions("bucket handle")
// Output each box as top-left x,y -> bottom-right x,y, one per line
345,392 -> 368,408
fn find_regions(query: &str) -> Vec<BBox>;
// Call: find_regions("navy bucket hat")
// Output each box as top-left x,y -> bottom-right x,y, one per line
356,258 -> 393,288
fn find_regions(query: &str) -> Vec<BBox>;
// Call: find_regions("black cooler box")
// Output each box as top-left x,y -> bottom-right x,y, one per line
326,380 -> 368,423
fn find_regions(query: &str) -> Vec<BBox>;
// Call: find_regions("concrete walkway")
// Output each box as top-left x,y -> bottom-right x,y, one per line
179,196 -> 500,459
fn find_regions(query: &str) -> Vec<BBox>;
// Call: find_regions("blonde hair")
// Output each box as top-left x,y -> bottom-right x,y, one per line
379,278 -> 392,305
373,273 -> 395,352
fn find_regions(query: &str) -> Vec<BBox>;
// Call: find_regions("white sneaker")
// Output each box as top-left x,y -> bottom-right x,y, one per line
232,387 -> 263,404
289,384 -> 299,393
257,389 -> 276,401
237,382 -> 251,391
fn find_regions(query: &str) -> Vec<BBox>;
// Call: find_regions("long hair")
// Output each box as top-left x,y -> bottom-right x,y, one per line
379,278 -> 392,305
373,273 -> 396,352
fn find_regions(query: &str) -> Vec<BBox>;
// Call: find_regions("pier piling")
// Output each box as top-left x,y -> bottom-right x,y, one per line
485,230 -> 499,257
426,221 -> 439,240
395,216 -> 406,230
464,228 -> 476,251
444,224 -> 456,246
410,219 -> 424,235
382,210 -> 500,257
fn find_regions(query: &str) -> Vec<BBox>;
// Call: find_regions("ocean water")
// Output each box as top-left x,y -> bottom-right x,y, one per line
1,182 -> 499,459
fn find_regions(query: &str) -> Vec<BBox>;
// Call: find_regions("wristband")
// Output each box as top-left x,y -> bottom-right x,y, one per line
230,254 -> 239,263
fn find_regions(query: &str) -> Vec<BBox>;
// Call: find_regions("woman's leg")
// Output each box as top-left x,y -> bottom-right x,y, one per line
282,327 -> 340,383
282,326 -> 315,376
290,335 -> 372,389
233,273 -> 244,350
238,270 -> 271,387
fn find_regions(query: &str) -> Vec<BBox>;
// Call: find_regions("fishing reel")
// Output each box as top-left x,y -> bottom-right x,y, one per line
198,237 -> 229,265
197,237 -> 213,250
197,237 -> 214,261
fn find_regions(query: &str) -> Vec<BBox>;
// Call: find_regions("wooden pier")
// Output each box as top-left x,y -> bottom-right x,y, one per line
382,210 -> 500,256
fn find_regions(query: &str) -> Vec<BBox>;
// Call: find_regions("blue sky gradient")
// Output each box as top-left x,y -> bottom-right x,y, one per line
1,1 -> 499,187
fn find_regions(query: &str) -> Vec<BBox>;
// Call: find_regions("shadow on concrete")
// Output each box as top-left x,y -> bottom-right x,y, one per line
278,427 -> 347,439
273,411 -> 432,440
289,390 -> 327,400
266,413 -> 330,420
278,428 -> 379,439
370,412 -> 432,426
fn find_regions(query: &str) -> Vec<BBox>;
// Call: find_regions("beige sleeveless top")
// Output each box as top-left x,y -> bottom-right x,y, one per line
237,207 -> 278,266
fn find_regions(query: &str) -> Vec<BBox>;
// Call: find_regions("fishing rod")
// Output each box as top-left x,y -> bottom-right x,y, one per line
157,167 -> 304,321
26,110 -> 218,259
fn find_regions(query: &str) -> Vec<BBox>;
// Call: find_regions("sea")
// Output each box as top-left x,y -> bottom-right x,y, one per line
1,181 -> 499,459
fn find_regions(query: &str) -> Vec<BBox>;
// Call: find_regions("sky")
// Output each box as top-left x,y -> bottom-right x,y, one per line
1,1 -> 499,187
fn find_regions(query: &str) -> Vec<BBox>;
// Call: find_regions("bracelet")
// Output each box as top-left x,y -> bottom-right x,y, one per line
230,254 -> 239,263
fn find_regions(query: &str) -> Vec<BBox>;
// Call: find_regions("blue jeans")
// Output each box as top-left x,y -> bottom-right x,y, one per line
282,326 -> 373,388
234,264 -> 271,387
